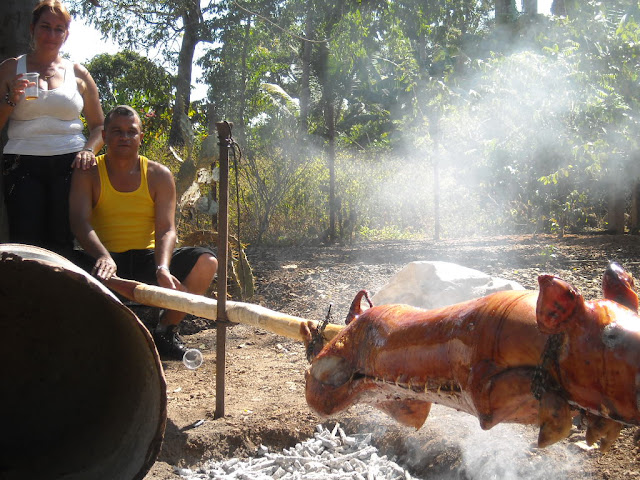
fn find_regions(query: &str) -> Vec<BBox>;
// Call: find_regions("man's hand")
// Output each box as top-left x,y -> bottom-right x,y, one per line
156,268 -> 185,291
92,254 -> 117,280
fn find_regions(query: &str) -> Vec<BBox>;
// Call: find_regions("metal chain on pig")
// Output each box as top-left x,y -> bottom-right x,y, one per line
306,304 -> 333,362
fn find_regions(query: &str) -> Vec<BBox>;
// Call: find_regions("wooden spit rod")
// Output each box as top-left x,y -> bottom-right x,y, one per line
104,276 -> 343,342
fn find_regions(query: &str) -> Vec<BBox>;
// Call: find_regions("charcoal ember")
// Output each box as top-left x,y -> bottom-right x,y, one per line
177,423 -> 413,479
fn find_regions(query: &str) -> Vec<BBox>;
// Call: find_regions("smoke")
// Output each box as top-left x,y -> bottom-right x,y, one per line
348,405 -> 584,480
349,9 -> 639,238
454,416 -> 580,479
237,4 -> 638,241
343,40 -> 582,239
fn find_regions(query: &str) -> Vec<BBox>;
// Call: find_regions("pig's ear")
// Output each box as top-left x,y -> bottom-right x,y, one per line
536,275 -> 584,334
345,290 -> 372,325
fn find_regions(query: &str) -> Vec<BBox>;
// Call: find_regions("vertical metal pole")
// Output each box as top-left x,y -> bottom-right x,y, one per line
214,121 -> 232,419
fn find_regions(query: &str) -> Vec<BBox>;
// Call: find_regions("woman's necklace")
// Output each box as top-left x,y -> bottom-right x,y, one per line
28,55 -> 58,81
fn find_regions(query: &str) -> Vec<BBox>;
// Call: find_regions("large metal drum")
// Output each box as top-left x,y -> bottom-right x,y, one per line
0,244 -> 166,480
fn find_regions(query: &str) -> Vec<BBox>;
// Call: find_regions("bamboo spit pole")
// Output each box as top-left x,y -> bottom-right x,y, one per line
105,276 -> 344,342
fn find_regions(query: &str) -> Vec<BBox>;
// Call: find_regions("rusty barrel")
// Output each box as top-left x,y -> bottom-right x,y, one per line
0,244 -> 166,480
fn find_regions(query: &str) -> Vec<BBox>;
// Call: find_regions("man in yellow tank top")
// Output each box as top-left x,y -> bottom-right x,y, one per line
69,105 -> 217,359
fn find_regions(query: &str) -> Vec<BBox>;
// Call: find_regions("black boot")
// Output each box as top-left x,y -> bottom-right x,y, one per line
153,324 -> 187,360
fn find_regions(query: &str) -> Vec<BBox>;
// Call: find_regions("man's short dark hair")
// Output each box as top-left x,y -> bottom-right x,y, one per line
104,105 -> 140,129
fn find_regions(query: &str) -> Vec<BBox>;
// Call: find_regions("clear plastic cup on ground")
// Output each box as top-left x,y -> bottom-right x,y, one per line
183,348 -> 203,369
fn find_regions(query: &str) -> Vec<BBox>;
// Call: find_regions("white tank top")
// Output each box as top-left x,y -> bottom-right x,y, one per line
4,55 -> 86,156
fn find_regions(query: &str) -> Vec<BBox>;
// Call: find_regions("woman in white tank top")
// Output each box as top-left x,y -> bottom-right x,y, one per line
0,0 -> 104,257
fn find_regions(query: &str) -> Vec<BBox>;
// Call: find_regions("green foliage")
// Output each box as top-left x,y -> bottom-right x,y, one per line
86,51 -> 175,149
68,0 -> 210,59
412,0 -> 640,237
358,225 -> 421,241
70,0 -> 640,244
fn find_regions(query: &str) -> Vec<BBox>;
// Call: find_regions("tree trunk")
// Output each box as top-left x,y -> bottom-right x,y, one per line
522,0 -> 538,15
317,39 -> 337,245
300,11 -> 312,129
168,1 -> 201,147
631,182 -> 640,233
495,0 -> 517,23
326,98 -> 336,244
550,0 -> 578,16
551,0 -> 564,16
0,0 -> 36,59
431,117 -> 440,242
607,191 -> 626,234
0,0 -> 38,242
234,19 -> 251,144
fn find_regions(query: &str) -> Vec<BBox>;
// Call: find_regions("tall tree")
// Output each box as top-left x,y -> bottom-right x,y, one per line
0,0 -> 38,60
299,6 -> 313,130
68,0 -> 212,146
85,50 -> 175,148
495,0 -> 517,23
522,0 -> 537,15
316,8 -> 346,243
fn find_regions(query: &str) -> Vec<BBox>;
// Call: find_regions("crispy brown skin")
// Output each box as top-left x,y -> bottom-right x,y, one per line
307,289 -> 543,430
305,273 -> 640,449
582,262 -> 639,452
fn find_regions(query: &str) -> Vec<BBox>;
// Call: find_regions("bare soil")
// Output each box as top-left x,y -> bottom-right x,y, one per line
143,234 -> 640,479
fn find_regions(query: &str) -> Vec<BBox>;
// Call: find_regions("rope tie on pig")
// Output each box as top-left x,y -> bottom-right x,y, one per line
532,333 -> 567,401
306,304 -> 332,362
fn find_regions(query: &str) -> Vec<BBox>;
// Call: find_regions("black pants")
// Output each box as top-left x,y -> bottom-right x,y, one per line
71,246 -> 216,285
2,153 -> 75,257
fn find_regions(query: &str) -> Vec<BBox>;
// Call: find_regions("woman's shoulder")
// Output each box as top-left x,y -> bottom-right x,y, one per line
0,57 -> 19,91
72,61 -> 90,79
71,61 -> 97,97
0,57 -> 19,76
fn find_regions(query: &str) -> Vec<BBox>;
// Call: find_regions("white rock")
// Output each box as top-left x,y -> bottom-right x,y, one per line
372,261 -> 525,309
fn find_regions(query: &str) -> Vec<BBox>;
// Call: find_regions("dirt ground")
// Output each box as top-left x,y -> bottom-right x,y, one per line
143,233 -> 640,479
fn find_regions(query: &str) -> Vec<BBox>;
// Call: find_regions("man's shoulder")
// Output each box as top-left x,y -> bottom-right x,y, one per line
70,162 -> 100,203
73,162 -> 100,180
143,156 -> 175,197
145,156 -> 173,178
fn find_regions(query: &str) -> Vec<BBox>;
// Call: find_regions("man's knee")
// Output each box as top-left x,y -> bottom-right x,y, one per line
193,253 -> 217,279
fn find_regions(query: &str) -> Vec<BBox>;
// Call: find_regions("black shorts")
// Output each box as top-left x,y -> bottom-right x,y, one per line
72,246 -> 216,285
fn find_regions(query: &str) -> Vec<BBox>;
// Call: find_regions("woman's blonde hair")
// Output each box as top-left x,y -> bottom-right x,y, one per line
32,1 -> 72,29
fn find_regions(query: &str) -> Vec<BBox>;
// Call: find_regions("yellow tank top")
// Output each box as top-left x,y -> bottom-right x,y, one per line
92,154 -> 155,252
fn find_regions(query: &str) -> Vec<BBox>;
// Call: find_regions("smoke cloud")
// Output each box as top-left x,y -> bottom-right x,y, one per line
350,405 -> 584,479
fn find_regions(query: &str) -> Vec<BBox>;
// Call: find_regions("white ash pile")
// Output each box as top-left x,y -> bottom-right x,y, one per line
176,423 -> 416,480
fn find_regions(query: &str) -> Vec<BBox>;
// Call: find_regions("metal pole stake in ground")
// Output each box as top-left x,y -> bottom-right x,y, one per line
214,121 -> 232,419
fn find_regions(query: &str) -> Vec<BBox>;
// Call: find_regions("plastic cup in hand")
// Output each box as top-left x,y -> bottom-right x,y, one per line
183,348 -> 203,370
23,72 -> 39,100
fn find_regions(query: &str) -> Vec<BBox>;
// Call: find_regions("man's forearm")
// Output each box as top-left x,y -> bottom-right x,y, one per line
75,228 -> 111,261
154,230 -> 176,268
